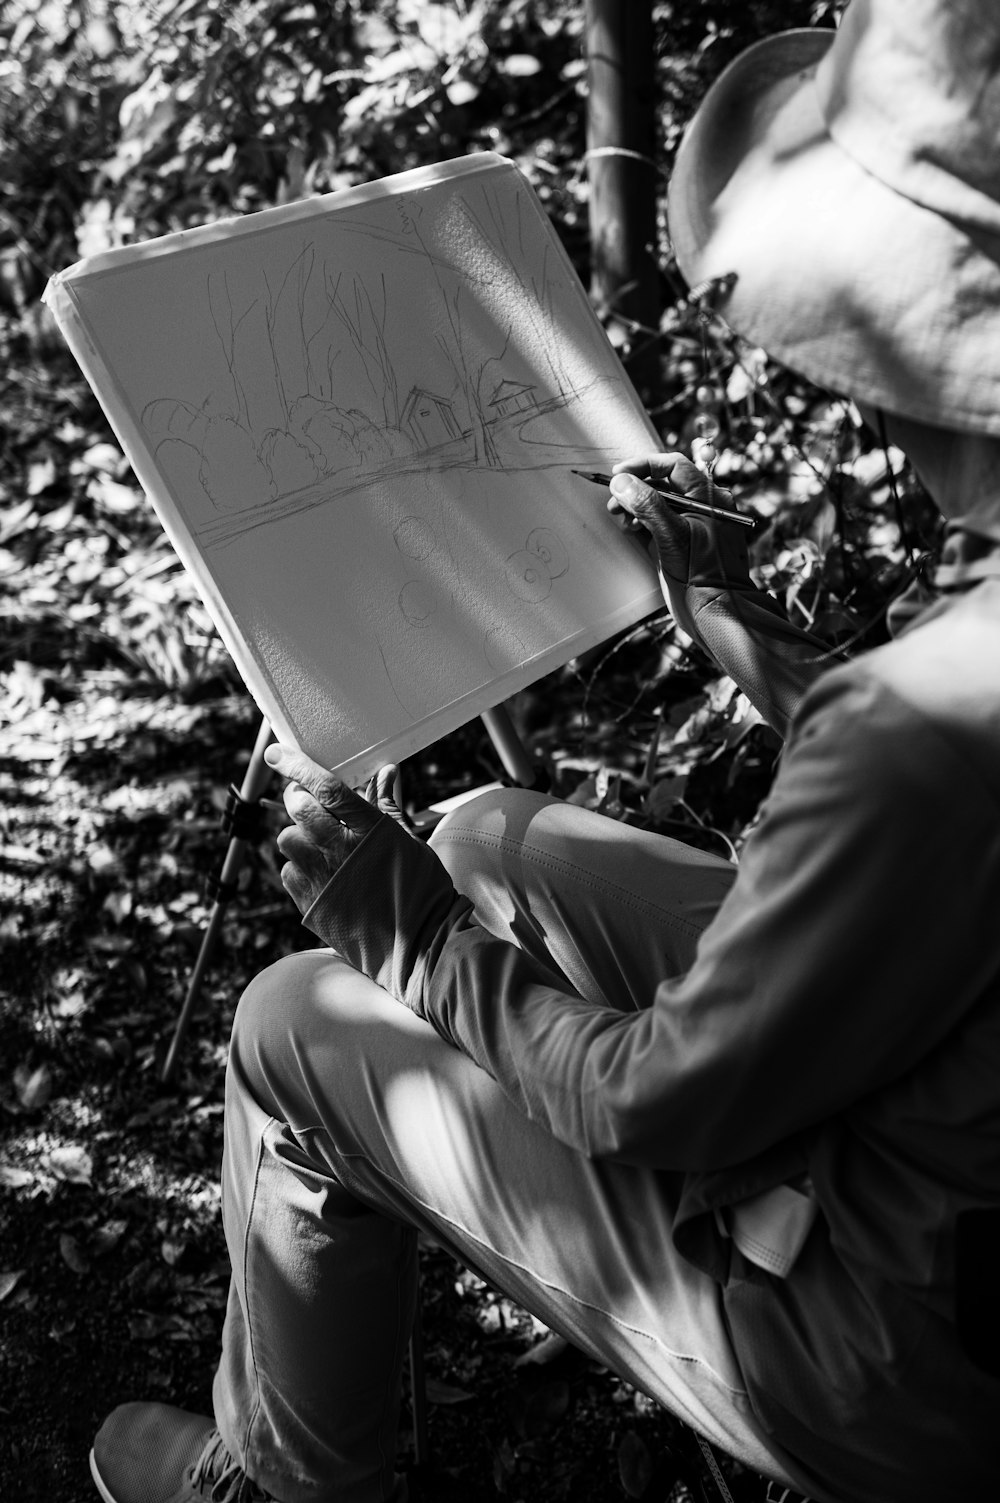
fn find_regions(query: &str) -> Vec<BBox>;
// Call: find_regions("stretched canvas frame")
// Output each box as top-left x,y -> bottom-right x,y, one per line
45,153 -> 662,781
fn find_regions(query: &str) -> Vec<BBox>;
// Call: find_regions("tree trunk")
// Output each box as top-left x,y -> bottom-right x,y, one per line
584,0 -> 660,401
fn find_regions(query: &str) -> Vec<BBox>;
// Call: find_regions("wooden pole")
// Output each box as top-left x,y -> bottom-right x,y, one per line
584,0 -> 660,400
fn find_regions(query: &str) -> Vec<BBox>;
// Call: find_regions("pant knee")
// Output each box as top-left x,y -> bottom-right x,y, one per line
230,950 -> 342,1083
429,787 -> 556,895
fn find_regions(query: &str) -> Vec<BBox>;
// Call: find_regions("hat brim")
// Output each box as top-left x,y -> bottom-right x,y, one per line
668,29 -> 1000,437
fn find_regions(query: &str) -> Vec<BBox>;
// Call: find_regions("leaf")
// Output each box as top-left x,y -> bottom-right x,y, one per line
26,458 -> 56,495
0,1271 -> 25,1303
425,1377 -> 474,1405
515,1331 -> 570,1368
93,1218 -> 128,1256
87,842 -> 120,876
493,1435 -> 517,1491
102,890 -> 133,924
88,476 -> 139,513
47,1145 -> 94,1185
14,1062 -> 52,1111
59,1233 -> 89,1274
0,1165 -> 34,1190
0,843 -> 44,866
565,773 -> 599,808
644,774 -> 689,823
498,54 -> 542,76
160,1237 -> 186,1267
445,78 -> 479,106
618,1430 -> 654,1499
52,988 -> 87,1019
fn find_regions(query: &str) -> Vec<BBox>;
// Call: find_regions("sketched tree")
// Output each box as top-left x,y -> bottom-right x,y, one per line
433,281 -> 509,468
454,181 -> 577,400
325,270 -> 401,433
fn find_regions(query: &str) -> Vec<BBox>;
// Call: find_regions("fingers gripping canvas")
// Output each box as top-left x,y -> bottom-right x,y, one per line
45,153 -> 662,780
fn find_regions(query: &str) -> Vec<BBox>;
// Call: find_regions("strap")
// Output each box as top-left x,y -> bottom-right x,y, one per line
694,1433 -> 738,1503
221,783 -> 266,841
693,1432 -> 813,1503
204,872 -> 240,904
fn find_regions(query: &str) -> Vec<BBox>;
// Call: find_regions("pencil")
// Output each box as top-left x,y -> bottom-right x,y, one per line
571,469 -> 755,528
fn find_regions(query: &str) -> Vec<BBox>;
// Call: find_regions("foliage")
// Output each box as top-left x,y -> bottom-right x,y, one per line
0,2 -> 943,1499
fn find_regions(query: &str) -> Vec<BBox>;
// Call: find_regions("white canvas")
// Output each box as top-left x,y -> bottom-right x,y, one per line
45,153 -> 662,781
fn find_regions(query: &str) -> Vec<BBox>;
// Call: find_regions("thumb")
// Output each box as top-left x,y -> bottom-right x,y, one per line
265,744 -> 381,834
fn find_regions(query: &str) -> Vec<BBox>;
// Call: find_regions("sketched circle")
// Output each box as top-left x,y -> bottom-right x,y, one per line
505,549 -> 552,603
399,580 -> 437,626
484,624 -> 527,670
393,517 -> 437,560
525,527 -> 569,579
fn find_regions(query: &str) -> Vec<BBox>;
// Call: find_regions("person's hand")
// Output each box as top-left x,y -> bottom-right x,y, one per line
263,744 -> 408,916
607,453 -> 747,585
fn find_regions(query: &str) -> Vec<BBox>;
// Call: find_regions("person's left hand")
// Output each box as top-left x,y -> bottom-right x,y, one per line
264,745 -> 406,915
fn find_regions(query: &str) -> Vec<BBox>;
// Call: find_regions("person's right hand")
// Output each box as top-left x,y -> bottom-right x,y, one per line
607,452 -> 748,585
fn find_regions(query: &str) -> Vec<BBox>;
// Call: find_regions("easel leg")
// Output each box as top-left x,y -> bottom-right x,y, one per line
166,705 -> 535,1469
161,716 -> 275,1085
481,702 -> 538,786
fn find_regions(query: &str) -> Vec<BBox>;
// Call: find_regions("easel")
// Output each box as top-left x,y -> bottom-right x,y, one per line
161,702 -> 536,1086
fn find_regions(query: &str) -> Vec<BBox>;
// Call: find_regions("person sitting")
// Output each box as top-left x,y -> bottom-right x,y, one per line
90,2 -> 1000,1500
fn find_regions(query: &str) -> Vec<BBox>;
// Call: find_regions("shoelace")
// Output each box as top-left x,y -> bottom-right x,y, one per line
188,1431 -> 272,1503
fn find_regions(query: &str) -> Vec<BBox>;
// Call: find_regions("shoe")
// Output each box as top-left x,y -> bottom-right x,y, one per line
90,1402 -> 275,1502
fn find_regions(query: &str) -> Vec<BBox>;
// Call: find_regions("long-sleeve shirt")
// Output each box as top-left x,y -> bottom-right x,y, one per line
304,575 -> 1000,1503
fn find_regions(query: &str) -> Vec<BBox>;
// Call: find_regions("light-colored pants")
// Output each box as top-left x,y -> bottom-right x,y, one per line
213,790 -> 795,1502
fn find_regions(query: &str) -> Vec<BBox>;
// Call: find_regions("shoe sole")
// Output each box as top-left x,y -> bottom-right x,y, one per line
89,1447 -> 118,1503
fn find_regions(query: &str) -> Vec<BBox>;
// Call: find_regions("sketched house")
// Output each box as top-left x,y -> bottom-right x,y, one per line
401,387 -> 462,449
489,378 -> 536,420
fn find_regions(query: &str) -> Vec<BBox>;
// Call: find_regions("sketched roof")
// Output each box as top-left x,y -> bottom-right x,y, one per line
401,386 -> 455,418
489,378 -> 535,403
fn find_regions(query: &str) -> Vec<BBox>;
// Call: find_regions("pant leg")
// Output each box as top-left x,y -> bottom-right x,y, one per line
428,787 -> 737,1008
214,794 -> 795,1499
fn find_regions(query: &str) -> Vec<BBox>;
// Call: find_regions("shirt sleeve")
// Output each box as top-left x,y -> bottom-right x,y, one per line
658,517 -> 840,738
304,662 -> 1000,1171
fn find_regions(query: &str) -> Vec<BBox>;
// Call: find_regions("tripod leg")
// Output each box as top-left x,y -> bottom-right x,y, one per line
480,702 -> 537,787
161,716 -> 275,1084
409,1276 -> 430,1469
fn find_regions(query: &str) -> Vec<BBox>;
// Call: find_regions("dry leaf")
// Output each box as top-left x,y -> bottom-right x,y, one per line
0,1164 -> 35,1190
47,1144 -> 94,1185
102,890 -> 133,924
93,1218 -> 128,1256
618,1429 -> 653,1499
514,1331 -> 570,1368
0,1271 -> 25,1303
14,1062 -> 53,1112
59,1234 -> 89,1274
0,843 -> 44,865
425,1377 -> 474,1405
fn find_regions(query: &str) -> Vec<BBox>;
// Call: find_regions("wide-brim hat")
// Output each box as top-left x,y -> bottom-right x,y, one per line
667,0 -> 1000,438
